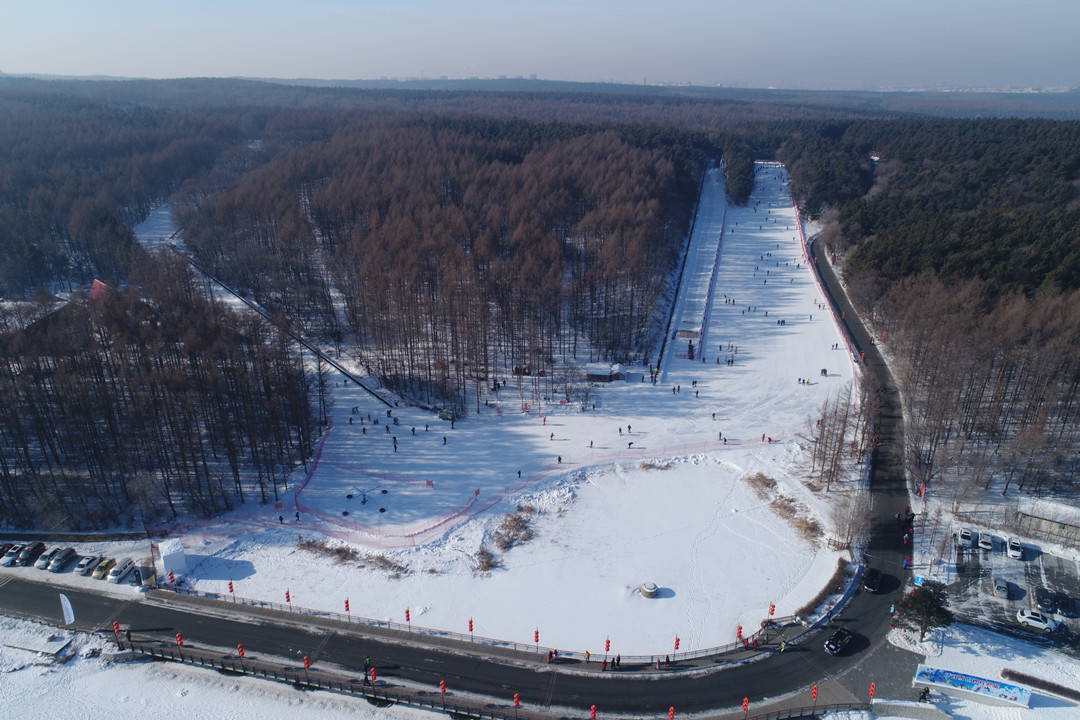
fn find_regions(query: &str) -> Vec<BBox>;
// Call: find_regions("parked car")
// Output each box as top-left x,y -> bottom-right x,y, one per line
107,557 -> 134,583
47,547 -> 77,573
977,533 -> 993,551
1,544 -> 24,566
824,628 -> 854,655
1035,587 -> 1056,615
92,557 -> 116,580
993,578 -> 1009,599
0,542 -> 14,558
1017,609 -> 1061,633
34,547 -> 60,569
74,554 -> 103,576
958,528 -> 974,548
863,568 -> 881,593
15,541 -> 46,566
1055,592 -> 1078,619
1007,537 -> 1023,560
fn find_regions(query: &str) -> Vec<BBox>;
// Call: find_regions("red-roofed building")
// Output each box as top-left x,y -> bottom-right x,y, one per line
88,279 -> 113,302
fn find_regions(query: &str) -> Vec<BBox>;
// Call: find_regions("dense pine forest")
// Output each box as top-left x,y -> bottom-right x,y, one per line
778,118 -> 1080,503
0,85 -> 251,296
2,77 -> 1079,528
0,254 -> 314,529
179,116 -> 712,410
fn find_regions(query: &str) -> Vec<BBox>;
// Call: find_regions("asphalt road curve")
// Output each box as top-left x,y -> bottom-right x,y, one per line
0,241 -> 913,715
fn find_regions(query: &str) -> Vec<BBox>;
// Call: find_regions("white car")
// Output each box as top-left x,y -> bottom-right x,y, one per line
977,533 -> 993,551
958,528 -> 974,548
1006,537 -> 1023,560
1,544 -> 24,566
1017,609 -> 1060,633
74,554 -> 103,576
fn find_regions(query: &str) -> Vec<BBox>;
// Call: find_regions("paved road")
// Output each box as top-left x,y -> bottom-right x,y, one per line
806,238 -> 923,702
0,237 -> 922,716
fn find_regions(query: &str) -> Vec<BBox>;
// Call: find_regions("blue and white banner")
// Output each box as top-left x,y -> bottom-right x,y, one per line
915,664 -> 1030,707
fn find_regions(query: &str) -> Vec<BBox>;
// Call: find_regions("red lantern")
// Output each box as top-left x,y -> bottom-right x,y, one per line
440,680 -> 446,695
674,636 -> 680,651
769,603 -> 775,616
405,608 -> 411,623
869,683 -> 876,698
605,638 -> 610,653
237,644 -> 245,658
168,571 -> 175,584
285,589 -> 291,603
112,621 -> 120,634
590,705 -> 597,719
175,633 -> 183,647
303,655 -> 310,670
370,667 -> 376,683
513,693 -> 520,708
228,580 -> 234,594
736,624 -> 743,639
468,618 -> 473,633
811,685 -> 817,700
742,698 -> 748,712
345,598 -> 350,613
534,629 -> 539,644
668,706 -> 675,720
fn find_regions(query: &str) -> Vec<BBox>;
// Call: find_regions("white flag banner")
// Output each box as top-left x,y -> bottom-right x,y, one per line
59,593 -> 75,625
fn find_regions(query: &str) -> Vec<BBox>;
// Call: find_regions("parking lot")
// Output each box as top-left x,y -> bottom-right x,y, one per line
946,531 -> 1080,651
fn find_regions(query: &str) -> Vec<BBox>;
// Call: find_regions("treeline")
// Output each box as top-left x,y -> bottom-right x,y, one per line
780,117 -> 1080,500
777,118 -> 1080,297
0,84 -> 247,296
179,115 -> 712,412
0,254 -> 315,530
0,76 -> 887,303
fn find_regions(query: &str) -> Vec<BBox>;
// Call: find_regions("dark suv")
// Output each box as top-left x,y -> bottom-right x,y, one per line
863,568 -> 881,593
824,628 -> 854,655
15,541 -> 46,566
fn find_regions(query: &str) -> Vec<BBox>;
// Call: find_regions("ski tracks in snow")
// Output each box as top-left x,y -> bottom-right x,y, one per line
684,460 -> 738,645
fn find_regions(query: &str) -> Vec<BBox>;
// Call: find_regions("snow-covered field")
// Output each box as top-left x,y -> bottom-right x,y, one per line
4,163 -> 1077,718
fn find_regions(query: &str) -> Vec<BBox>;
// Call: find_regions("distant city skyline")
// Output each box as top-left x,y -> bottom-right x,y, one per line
1,1 -> 1077,91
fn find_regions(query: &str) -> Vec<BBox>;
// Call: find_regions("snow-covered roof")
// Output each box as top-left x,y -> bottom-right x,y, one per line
585,362 -> 622,376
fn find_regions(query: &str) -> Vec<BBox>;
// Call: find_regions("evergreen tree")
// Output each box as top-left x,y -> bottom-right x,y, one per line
893,583 -> 954,641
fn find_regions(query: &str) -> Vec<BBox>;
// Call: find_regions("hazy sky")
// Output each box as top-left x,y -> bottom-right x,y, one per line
1,1 -> 1077,90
